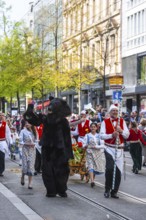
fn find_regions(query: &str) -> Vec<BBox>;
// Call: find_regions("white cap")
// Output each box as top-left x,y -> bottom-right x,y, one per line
109,104 -> 118,112
81,110 -> 86,114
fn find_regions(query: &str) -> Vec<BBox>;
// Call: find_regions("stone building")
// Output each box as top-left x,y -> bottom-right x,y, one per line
62,0 -> 121,112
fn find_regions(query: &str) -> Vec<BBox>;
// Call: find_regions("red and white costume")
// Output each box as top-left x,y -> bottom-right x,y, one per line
100,117 -> 129,173
0,121 -> 12,156
36,124 -> 43,153
71,119 -> 91,146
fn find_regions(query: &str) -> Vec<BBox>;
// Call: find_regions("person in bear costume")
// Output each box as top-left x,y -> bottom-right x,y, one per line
23,98 -> 73,197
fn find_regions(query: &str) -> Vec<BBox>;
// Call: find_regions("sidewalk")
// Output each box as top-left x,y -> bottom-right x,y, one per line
0,160 -> 44,220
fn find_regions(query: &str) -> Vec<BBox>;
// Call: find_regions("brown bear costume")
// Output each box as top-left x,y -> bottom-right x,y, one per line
23,98 -> 73,197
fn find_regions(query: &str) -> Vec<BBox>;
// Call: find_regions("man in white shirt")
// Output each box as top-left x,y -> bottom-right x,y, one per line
71,110 -> 91,146
100,104 -> 129,199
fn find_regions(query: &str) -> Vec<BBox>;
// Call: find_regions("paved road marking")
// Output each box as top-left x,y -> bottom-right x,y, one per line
0,183 -> 43,220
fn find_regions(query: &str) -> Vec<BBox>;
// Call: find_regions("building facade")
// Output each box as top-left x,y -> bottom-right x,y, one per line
122,0 -> 146,112
62,0 -> 121,112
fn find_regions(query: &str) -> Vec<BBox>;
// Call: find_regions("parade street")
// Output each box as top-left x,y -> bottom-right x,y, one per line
0,152 -> 146,220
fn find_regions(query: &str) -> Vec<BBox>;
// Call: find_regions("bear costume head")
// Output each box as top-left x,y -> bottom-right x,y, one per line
48,98 -> 71,119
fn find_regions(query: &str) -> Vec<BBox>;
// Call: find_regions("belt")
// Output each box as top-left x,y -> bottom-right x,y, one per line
129,140 -> 140,144
105,144 -> 124,149
0,139 -> 6,141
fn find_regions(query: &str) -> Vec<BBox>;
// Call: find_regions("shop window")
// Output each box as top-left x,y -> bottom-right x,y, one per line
139,56 -> 146,84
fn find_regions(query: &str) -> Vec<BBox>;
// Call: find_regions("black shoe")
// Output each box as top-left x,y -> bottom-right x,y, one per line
111,193 -> 119,199
143,162 -> 146,167
91,182 -> 95,188
0,174 -> 3,177
135,168 -> 138,174
58,192 -> 68,197
46,194 -> 56,197
104,192 -> 110,198
38,171 -> 42,174
28,186 -> 33,189
21,177 -> 25,185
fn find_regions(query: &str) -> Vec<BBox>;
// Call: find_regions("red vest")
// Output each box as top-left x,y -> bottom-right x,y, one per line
36,124 -> 43,140
104,118 -> 124,145
78,120 -> 90,136
0,121 -> 6,140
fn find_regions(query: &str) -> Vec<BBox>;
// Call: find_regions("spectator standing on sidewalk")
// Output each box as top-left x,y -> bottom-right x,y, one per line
0,112 -> 12,176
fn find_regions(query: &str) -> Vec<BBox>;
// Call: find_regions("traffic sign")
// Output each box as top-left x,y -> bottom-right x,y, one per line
112,91 -> 122,100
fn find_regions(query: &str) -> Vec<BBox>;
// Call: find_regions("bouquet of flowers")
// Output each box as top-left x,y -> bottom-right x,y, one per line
69,138 -> 84,166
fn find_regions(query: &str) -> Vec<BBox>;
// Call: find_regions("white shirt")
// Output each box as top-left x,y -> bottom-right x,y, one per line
100,119 -> 129,142
71,120 -> 92,136
0,123 -> 12,154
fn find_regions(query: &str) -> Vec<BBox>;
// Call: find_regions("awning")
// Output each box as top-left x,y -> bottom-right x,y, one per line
36,100 -> 50,110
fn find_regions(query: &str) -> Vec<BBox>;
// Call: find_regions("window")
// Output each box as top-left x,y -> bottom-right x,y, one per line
113,0 -> 117,11
111,35 -> 115,62
75,9 -> 78,31
92,44 -> 95,66
96,41 -> 100,65
134,13 -> 137,35
92,0 -> 95,23
70,13 -> 73,35
127,16 -> 130,38
105,38 -> 109,65
70,54 -> 72,69
139,56 -> 146,84
138,11 -> 140,34
106,0 -> 109,15
66,17 -> 68,36
86,3 -> 89,26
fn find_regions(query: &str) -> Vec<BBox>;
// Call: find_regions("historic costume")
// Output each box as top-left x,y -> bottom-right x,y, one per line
127,122 -> 146,174
19,127 -> 37,176
0,113 -> 12,176
138,120 -> 146,167
34,124 -> 43,174
84,132 -> 105,174
71,110 -> 91,146
23,98 -> 73,197
100,104 -> 129,198
19,122 -> 37,189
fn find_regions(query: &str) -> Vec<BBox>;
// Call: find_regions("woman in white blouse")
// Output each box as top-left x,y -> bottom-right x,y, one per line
83,122 -> 105,187
19,121 -> 38,189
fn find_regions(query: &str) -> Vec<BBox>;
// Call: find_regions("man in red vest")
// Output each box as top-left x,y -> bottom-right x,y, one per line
0,112 -> 12,176
71,110 -> 91,146
100,104 -> 129,199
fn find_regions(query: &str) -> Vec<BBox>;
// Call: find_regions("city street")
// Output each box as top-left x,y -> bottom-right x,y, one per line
0,151 -> 146,220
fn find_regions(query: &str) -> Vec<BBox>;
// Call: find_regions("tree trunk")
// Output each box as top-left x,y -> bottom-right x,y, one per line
10,96 -> 13,114
17,91 -> 20,114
